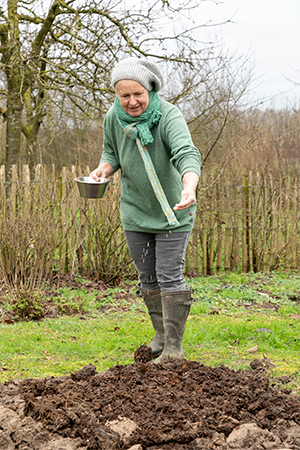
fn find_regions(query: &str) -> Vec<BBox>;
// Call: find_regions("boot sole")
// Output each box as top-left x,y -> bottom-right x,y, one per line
151,348 -> 164,359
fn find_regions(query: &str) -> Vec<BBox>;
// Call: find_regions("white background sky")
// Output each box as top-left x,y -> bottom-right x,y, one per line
196,0 -> 300,108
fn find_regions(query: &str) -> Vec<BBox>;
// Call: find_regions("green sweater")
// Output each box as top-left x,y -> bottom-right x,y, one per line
100,99 -> 201,233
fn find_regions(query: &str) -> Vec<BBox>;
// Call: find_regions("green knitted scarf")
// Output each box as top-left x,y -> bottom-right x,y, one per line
114,90 -> 162,145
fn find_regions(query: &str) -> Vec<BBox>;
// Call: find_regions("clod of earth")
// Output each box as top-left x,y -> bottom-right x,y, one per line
0,349 -> 300,449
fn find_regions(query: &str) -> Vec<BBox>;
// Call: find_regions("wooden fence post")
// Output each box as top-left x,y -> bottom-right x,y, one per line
290,177 -> 298,269
262,173 -> 267,271
248,171 -> 253,272
47,164 -> 56,277
192,222 -> 199,275
268,174 -> 275,271
208,183 -> 216,275
242,175 -> 248,273
250,172 -> 260,272
59,167 -> 68,275
224,179 -> 231,272
216,180 -> 223,273
85,165 -> 92,277
69,165 -> 77,274
233,204 -> 239,271
200,174 -> 207,276
283,177 -> 291,270
11,165 -> 18,212
276,175 -> 283,269
0,166 -> 6,215
22,165 -> 31,215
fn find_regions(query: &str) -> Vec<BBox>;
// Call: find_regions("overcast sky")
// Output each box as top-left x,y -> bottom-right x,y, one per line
197,0 -> 300,108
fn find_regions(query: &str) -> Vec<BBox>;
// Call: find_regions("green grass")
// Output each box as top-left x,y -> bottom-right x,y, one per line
0,314 -> 149,379
1,271 -> 300,391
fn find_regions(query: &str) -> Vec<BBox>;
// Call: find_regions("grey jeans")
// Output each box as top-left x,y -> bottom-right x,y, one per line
124,231 -> 191,292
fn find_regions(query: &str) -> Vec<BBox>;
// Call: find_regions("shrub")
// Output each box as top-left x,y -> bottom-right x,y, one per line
10,289 -> 45,321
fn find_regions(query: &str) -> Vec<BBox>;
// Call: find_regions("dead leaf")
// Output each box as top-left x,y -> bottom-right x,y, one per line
248,344 -> 259,353
291,314 -> 300,319
255,328 -> 273,333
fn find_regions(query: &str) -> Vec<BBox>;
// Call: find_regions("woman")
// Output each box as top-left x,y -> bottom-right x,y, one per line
90,57 -> 201,363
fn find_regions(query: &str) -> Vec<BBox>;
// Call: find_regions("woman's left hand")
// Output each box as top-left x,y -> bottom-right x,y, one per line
173,186 -> 196,210
173,171 -> 199,211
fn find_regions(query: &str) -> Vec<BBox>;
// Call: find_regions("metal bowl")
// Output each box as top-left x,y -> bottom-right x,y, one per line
75,176 -> 110,199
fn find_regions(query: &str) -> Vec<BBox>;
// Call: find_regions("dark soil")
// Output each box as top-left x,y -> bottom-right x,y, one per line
1,351 -> 300,449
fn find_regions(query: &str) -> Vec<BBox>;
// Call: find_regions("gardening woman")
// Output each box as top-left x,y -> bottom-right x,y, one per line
90,57 -> 201,362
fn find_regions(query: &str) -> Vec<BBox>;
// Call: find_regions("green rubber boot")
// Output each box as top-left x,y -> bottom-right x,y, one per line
139,287 -> 164,358
154,288 -> 193,364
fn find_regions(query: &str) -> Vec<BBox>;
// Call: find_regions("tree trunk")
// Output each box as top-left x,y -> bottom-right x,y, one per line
5,91 -> 23,176
25,127 -> 39,175
23,87 -> 45,174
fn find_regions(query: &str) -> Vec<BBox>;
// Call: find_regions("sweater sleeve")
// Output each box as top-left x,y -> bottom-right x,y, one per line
99,112 -> 121,173
161,103 -> 201,178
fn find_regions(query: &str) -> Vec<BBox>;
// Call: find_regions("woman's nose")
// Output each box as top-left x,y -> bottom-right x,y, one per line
129,96 -> 137,105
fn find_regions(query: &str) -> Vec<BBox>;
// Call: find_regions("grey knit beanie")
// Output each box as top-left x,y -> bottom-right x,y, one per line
111,57 -> 164,92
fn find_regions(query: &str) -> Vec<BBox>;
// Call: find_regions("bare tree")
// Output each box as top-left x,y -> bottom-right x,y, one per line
0,0 -> 239,174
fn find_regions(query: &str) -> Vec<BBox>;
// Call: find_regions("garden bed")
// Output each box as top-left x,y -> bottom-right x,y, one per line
1,349 -> 300,449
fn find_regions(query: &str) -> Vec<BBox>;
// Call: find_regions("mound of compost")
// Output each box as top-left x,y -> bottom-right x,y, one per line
1,349 -> 300,449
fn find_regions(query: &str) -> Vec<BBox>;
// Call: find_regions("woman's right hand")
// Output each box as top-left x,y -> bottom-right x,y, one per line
90,163 -> 114,181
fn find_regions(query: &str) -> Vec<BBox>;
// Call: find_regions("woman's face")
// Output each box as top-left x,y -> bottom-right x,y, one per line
115,80 -> 150,116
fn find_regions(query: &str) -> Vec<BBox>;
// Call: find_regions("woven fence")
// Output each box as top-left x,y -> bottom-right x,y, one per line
188,172 -> 300,275
0,165 -> 299,282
